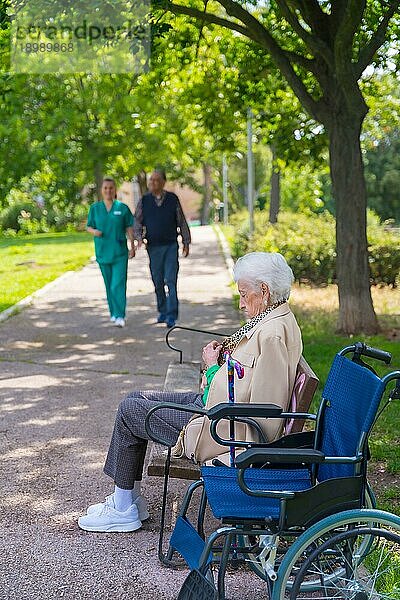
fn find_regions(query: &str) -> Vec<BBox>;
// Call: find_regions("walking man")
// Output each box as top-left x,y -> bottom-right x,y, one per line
134,169 -> 191,328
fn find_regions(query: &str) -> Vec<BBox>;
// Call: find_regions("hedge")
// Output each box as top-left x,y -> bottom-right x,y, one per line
0,199 -> 44,232
224,210 -> 400,287
0,199 -> 88,235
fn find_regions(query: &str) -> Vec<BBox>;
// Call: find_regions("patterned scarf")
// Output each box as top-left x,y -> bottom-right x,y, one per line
218,300 -> 286,365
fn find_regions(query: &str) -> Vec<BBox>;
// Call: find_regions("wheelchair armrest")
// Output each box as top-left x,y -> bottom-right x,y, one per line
206,403 -> 283,420
145,402 -> 207,445
207,404 -> 287,449
235,448 -> 325,469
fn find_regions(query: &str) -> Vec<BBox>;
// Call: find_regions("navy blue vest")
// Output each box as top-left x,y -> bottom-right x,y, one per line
142,192 -> 178,246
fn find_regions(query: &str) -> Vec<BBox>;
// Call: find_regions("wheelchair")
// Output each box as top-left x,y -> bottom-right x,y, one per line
146,342 -> 400,599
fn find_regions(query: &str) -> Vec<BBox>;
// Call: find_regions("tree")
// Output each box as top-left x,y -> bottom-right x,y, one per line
161,0 -> 399,334
0,70 -> 200,206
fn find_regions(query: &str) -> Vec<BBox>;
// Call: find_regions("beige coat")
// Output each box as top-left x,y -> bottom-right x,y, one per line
184,303 -> 302,464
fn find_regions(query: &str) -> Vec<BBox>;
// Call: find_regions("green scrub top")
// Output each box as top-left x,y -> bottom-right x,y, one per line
87,200 -> 134,264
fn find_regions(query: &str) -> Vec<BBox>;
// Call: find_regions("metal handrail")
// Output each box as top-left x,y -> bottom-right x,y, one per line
165,325 -> 231,364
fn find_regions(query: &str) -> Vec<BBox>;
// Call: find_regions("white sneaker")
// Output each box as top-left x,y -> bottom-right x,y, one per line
134,496 -> 150,521
78,502 -> 142,532
114,318 -> 125,327
86,494 -> 149,522
110,316 -> 116,323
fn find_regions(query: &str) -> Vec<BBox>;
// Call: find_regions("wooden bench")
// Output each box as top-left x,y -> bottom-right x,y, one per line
147,360 -> 201,480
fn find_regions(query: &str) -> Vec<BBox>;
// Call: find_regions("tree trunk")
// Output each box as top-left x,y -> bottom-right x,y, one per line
137,170 -> 148,196
269,145 -> 280,224
94,162 -> 103,201
201,162 -> 212,225
329,114 -> 379,334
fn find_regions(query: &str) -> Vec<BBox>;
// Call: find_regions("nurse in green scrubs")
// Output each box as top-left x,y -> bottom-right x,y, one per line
87,178 -> 135,328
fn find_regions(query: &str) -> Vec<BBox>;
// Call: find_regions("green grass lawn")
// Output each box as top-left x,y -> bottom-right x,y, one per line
0,232 -> 93,313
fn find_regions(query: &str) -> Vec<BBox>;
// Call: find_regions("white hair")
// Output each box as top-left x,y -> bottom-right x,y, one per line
233,252 -> 294,303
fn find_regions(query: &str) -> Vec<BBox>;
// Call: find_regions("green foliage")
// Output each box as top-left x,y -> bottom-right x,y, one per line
0,185 -> 88,234
0,12 -> 333,221
0,192 -> 43,232
279,163 -> 327,213
225,210 -> 400,287
0,1 -> 398,244
362,75 -> 400,224
364,131 -> 400,224
368,212 -> 400,286
227,210 -> 336,284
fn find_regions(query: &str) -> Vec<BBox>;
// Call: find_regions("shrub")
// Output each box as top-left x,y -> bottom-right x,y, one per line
0,189 -> 88,234
225,209 -> 399,287
2,228 -> 18,238
368,214 -> 400,287
0,197 -> 43,232
45,207 -> 73,232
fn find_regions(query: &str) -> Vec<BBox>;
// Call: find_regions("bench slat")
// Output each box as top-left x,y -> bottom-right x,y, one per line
148,449 -> 200,480
163,361 -> 200,392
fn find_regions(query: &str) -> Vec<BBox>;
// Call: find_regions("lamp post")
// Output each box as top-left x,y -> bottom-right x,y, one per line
222,154 -> 228,225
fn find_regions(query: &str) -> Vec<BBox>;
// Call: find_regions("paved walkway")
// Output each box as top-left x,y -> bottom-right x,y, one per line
0,227 -> 267,599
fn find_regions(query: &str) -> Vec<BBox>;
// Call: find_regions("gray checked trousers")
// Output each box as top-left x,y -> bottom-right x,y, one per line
103,390 -> 203,489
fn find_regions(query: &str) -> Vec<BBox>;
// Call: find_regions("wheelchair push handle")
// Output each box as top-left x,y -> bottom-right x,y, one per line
357,343 -> 391,364
340,342 -> 391,365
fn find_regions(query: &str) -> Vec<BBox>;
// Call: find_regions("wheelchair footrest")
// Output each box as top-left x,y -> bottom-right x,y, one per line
170,516 -> 213,571
177,570 -> 217,600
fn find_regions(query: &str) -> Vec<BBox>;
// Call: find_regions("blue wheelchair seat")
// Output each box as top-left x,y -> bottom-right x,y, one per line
201,465 -> 311,521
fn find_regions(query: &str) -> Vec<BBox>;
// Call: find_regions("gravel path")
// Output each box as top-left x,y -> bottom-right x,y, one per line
1,226 -> 268,599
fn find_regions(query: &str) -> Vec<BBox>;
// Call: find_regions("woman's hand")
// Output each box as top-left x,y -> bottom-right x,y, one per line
202,340 -> 222,368
200,373 -> 207,391
87,226 -> 103,237
128,247 -> 135,259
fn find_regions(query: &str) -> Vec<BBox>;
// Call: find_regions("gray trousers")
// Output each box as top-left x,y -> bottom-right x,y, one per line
103,390 -> 203,489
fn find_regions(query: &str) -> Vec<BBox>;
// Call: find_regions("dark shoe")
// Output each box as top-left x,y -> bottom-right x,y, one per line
157,314 -> 166,324
166,319 -> 176,328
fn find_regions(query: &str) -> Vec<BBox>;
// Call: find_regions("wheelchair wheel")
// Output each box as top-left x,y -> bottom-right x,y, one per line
272,509 -> 400,600
240,484 -> 377,587
290,526 -> 400,599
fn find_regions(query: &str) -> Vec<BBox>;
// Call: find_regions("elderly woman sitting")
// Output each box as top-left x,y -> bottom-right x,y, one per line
78,251 -> 302,533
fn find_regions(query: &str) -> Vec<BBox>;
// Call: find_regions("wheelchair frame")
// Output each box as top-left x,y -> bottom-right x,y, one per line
146,342 -> 400,599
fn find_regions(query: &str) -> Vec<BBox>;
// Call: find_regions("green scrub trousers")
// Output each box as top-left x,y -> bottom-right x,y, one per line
99,257 -> 128,320
87,200 -> 134,319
